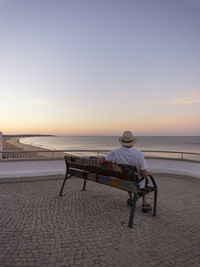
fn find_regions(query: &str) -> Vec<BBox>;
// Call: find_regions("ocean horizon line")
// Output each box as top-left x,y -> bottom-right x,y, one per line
4,134 -> 200,137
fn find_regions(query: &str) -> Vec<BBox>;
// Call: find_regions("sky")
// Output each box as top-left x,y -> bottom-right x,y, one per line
0,0 -> 200,136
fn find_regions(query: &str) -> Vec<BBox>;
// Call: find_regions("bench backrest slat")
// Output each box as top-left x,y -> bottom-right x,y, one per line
67,161 -> 136,181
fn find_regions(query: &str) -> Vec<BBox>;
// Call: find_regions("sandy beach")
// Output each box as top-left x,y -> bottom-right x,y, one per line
3,136 -> 45,151
2,136 -> 65,159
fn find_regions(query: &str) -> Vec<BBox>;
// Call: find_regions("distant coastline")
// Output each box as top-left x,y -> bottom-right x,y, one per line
2,135 -> 53,152
2,134 -> 64,159
4,134 -> 55,138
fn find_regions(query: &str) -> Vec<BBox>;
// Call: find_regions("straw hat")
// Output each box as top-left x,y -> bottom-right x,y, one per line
119,131 -> 137,147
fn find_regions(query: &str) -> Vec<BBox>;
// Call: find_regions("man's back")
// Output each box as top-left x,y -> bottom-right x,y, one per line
105,147 -> 147,173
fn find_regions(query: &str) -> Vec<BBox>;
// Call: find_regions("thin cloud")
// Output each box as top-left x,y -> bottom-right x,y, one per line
61,108 -> 72,113
30,98 -> 56,107
30,98 -> 74,113
115,91 -> 136,99
171,94 -> 200,104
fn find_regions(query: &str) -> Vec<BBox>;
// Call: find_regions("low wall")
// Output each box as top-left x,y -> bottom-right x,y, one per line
0,158 -> 199,179
147,158 -> 200,179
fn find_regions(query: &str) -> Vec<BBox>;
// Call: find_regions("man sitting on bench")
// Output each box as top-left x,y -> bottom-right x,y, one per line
99,130 -> 152,213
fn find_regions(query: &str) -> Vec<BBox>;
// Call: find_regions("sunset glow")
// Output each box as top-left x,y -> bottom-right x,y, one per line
0,0 -> 200,136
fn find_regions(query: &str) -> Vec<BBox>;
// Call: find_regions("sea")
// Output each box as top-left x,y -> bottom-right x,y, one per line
20,136 -> 200,160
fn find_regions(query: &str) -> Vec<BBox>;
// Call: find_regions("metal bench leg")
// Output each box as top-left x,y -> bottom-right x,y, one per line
148,175 -> 158,217
153,189 -> 157,216
128,194 -> 138,228
82,178 -> 87,191
59,174 -> 70,196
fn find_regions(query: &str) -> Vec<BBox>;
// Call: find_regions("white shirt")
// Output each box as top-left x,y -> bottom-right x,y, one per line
105,147 -> 147,170
105,147 -> 148,187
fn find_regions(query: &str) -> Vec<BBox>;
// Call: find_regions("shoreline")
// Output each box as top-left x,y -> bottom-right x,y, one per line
3,136 -> 48,151
2,136 -> 65,159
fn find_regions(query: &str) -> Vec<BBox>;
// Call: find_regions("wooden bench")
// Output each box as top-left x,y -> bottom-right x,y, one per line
59,156 -> 158,228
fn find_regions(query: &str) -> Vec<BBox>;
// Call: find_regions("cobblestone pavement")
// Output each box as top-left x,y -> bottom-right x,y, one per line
0,174 -> 200,267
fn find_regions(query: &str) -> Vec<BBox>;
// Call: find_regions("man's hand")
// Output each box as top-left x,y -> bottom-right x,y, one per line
140,169 -> 148,179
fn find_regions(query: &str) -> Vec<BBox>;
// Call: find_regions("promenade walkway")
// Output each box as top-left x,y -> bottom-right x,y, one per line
0,173 -> 200,266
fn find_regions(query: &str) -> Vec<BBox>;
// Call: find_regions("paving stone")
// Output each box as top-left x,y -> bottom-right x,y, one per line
0,174 -> 199,266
